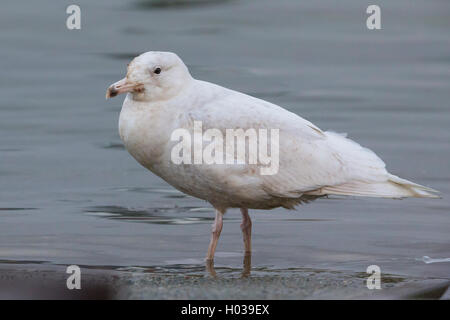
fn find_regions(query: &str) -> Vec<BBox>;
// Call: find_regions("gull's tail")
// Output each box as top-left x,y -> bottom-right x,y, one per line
319,174 -> 440,199
305,131 -> 440,199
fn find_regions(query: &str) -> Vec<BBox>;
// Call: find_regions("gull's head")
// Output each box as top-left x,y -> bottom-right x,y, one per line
106,51 -> 192,102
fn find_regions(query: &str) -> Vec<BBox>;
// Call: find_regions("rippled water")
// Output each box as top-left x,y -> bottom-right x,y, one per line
0,0 -> 449,293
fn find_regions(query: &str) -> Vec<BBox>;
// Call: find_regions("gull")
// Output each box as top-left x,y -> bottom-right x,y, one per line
106,51 -> 439,262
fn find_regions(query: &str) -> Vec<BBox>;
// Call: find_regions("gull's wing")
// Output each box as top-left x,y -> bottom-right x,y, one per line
182,81 -> 356,193
177,80 -> 438,202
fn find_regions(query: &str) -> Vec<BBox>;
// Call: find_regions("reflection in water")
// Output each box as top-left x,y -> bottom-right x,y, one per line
84,205 -> 214,225
420,256 -> 450,264
110,186 -> 188,197
102,142 -> 125,150
84,204 -> 334,225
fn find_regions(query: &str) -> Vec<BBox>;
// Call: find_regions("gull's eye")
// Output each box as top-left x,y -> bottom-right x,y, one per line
154,67 -> 161,74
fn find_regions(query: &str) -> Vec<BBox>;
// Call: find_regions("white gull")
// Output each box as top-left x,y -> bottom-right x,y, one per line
106,51 -> 439,261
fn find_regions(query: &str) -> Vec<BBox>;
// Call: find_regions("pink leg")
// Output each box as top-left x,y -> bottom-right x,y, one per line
206,208 -> 224,261
205,259 -> 217,277
240,208 -> 252,254
242,252 -> 252,278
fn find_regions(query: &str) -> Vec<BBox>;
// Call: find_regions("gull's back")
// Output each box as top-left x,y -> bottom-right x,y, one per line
164,79 -> 439,208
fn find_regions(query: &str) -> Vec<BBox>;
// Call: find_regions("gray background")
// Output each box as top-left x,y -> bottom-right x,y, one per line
0,0 -> 449,297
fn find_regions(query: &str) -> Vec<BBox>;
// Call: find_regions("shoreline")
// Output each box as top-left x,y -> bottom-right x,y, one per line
0,262 -> 447,300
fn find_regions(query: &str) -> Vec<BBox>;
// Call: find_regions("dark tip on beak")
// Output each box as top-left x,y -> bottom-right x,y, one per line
106,87 -> 118,99
106,77 -> 137,99
108,87 -> 118,98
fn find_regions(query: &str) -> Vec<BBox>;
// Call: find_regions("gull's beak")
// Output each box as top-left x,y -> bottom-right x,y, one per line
106,78 -> 143,99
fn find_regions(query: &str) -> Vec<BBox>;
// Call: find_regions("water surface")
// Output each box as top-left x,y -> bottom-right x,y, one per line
0,0 -> 449,297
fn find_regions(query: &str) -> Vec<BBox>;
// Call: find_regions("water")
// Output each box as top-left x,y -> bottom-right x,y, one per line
0,0 -> 449,296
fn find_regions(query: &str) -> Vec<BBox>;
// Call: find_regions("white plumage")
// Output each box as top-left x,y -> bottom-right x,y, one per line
106,51 -> 439,260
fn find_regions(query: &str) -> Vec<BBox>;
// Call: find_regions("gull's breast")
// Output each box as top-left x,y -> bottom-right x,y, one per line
118,100 -> 170,171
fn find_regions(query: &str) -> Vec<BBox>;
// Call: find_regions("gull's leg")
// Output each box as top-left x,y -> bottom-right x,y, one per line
240,208 -> 252,254
205,259 -> 217,278
241,252 -> 252,278
206,208 -> 225,261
